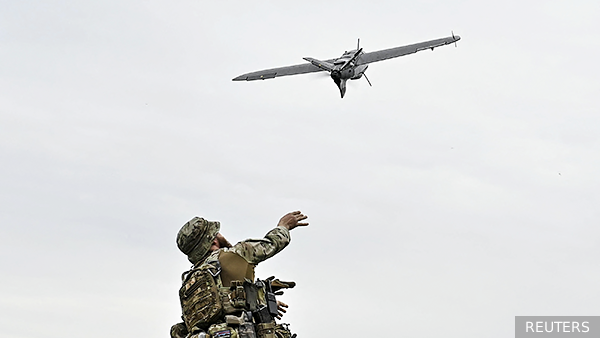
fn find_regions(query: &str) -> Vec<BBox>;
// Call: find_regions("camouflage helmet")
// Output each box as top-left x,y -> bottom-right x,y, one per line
177,217 -> 220,264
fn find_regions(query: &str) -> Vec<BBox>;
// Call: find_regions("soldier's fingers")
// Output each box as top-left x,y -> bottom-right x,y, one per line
278,301 -> 288,308
296,222 -> 309,227
296,214 -> 308,220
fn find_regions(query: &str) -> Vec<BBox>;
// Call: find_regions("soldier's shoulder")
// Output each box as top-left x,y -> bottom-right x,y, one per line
193,250 -> 220,268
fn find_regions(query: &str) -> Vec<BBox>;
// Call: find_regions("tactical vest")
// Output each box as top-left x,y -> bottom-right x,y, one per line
179,250 -> 258,332
179,250 -> 295,338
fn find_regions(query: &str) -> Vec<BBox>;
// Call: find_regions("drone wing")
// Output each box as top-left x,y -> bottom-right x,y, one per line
232,62 -> 329,81
358,35 -> 460,65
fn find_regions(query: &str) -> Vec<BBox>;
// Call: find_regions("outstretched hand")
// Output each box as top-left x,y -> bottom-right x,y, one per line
275,300 -> 288,320
278,211 -> 309,231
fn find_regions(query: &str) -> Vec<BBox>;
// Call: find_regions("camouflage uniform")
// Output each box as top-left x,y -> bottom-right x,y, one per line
220,226 -> 290,265
172,217 -> 293,338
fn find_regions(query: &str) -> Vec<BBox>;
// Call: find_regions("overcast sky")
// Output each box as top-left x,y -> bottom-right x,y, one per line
1,1 -> 599,337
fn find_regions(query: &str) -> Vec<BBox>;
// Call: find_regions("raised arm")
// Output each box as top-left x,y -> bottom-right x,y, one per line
230,211 -> 309,264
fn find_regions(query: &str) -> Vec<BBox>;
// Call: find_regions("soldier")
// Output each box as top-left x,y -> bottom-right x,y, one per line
171,211 -> 309,338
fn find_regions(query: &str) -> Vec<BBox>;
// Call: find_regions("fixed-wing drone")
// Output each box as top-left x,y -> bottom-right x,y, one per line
233,34 -> 461,98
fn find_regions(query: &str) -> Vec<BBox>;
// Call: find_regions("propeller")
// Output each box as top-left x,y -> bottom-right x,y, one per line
340,47 -> 363,71
363,72 -> 372,86
452,31 -> 458,47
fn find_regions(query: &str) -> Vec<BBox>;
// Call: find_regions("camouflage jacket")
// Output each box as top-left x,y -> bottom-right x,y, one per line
220,225 -> 291,265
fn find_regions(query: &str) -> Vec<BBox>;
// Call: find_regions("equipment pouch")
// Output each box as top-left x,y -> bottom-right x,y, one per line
230,280 -> 247,308
170,322 -> 188,338
253,305 -> 273,324
256,322 -> 275,338
208,323 -> 238,338
265,292 -> 278,317
238,322 -> 257,338
243,280 -> 260,312
224,312 -> 256,338
273,324 -> 292,338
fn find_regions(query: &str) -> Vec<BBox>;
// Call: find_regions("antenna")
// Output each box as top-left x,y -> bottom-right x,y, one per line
357,38 -> 360,50
363,72 -> 372,86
